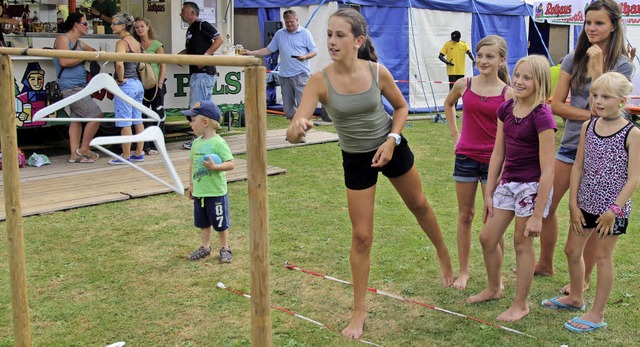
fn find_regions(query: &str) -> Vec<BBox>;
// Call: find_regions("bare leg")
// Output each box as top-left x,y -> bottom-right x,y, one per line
467,208 -> 513,303
120,126 -> 133,158
390,166 -> 454,287
217,229 -> 229,249
536,160 -> 572,276
342,186 -> 376,340
497,217 -> 535,322
78,114 -> 104,156
68,122 -> 82,160
452,181 -> 479,289
566,235 -> 618,330
544,228 -> 591,309
200,226 -> 212,248
561,231 -> 595,295
133,123 -> 145,156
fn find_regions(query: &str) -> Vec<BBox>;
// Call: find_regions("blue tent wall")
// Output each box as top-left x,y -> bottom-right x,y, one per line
235,0 -> 532,112
235,0 -> 530,15
363,7 -> 409,99
471,13 -> 528,76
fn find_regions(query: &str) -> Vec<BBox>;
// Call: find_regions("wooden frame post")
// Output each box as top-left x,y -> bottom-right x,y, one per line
1,54 -> 32,346
245,66 -> 272,346
0,47 -> 268,345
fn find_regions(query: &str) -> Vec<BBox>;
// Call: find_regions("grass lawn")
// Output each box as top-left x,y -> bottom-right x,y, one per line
1,114 -> 639,346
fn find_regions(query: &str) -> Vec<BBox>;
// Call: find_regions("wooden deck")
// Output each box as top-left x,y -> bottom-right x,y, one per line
0,129 -> 338,220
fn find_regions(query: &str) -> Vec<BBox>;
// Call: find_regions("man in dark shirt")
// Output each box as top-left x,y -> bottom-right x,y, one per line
88,0 -> 117,34
179,1 -> 223,149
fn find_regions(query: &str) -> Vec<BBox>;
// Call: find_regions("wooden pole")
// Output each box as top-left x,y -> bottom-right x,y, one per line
0,54 -> 32,346
0,48 -> 269,344
245,66 -> 271,346
0,48 -> 262,67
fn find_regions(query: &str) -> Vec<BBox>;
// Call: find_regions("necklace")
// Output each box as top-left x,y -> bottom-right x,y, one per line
511,99 -> 527,125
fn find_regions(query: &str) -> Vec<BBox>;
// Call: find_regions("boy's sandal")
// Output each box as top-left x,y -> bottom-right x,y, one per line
189,246 -> 212,261
219,247 -> 233,263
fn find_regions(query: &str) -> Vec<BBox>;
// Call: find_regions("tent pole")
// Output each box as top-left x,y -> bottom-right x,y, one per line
0,54 -> 32,347
245,66 -> 272,346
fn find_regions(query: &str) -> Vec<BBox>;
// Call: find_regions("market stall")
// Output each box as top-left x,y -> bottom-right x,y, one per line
5,0 -> 244,129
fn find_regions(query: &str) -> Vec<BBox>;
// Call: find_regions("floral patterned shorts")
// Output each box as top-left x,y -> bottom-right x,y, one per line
493,180 -> 552,217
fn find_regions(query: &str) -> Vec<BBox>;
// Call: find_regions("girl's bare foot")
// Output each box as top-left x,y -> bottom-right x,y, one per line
342,310 -> 366,340
438,254 -> 455,287
560,282 -> 590,295
466,288 -> 503,303
453,273 -> 470,290
534,264 -> 554,276
496,305 -> 530,322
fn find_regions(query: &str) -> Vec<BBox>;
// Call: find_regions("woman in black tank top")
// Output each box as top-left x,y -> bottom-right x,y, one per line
285,8 -> 455,340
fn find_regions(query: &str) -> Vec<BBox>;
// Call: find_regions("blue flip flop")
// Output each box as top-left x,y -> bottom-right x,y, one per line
564,316 -> 608,332
541,297 -> 586,311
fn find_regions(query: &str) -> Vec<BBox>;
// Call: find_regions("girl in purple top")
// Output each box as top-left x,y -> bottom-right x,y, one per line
444,35 -> 513,290
467,55 -> 556,322
542,72 -> 640,332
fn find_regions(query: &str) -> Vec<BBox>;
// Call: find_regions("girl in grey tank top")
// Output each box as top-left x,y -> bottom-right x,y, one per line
285,8 -> 454,340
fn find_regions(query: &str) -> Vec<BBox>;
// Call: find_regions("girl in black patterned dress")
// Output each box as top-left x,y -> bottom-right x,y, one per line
542,71 -> 640,332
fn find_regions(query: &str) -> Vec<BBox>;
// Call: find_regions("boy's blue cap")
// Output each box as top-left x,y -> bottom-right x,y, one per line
182,101 -> 221,122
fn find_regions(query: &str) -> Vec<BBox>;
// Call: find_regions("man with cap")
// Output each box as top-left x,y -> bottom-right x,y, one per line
439,30 -> 475,91
183,100 -> 235,264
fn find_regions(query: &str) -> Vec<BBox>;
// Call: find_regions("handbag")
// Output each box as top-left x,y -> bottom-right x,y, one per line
45,80 -> 63,104
137,47 -> 158,91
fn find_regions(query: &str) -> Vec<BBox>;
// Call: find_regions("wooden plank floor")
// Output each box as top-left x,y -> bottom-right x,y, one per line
0,129 -> 338,220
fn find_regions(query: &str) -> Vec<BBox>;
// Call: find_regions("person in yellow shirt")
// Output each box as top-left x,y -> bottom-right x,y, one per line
439,31 -> 475,91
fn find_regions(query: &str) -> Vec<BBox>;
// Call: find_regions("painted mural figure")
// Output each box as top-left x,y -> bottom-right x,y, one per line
15,62 -> 49,127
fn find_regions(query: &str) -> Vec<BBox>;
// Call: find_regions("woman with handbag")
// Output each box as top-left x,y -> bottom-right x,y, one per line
133,16 -> 166,155
109,12 -> 145,165
53,12 -> 103,163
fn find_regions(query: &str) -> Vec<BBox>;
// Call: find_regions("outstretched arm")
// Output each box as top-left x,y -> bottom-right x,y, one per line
286,73 -> 325,143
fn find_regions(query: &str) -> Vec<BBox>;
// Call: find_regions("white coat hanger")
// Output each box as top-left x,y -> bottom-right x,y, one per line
90,126 -> 185,195
33,73 -> 161,123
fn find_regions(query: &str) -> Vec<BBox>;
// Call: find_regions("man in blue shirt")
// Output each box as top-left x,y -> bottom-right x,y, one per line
247,10 -> 317,120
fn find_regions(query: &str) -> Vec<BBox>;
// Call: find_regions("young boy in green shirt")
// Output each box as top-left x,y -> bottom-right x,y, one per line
183,101 -> 235,263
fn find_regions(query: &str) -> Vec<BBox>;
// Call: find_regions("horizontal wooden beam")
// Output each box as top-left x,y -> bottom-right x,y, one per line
0,48 -> 262,67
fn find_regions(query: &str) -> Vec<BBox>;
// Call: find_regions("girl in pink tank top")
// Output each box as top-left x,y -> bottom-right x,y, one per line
443,35 -> 513,290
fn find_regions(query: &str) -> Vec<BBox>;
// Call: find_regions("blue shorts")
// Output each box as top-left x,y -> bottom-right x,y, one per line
580,208 -> 627,235
342,136 -> 414,190
193,194 -> 231,231
114,78 -> 144,127
452,154 -> 489,183
556,145 -> 577,164
189,73 -> 216,109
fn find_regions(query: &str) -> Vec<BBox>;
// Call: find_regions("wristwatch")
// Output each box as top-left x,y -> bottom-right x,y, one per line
387,133 -> 401,146
609,204 -> 624,218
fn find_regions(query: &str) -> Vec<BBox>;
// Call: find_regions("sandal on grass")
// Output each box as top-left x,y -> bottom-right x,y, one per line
189,246 -> 212,261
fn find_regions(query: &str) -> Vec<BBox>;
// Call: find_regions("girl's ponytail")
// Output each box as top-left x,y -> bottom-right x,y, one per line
497,65 -> 510,85
358,36 -> 378,63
